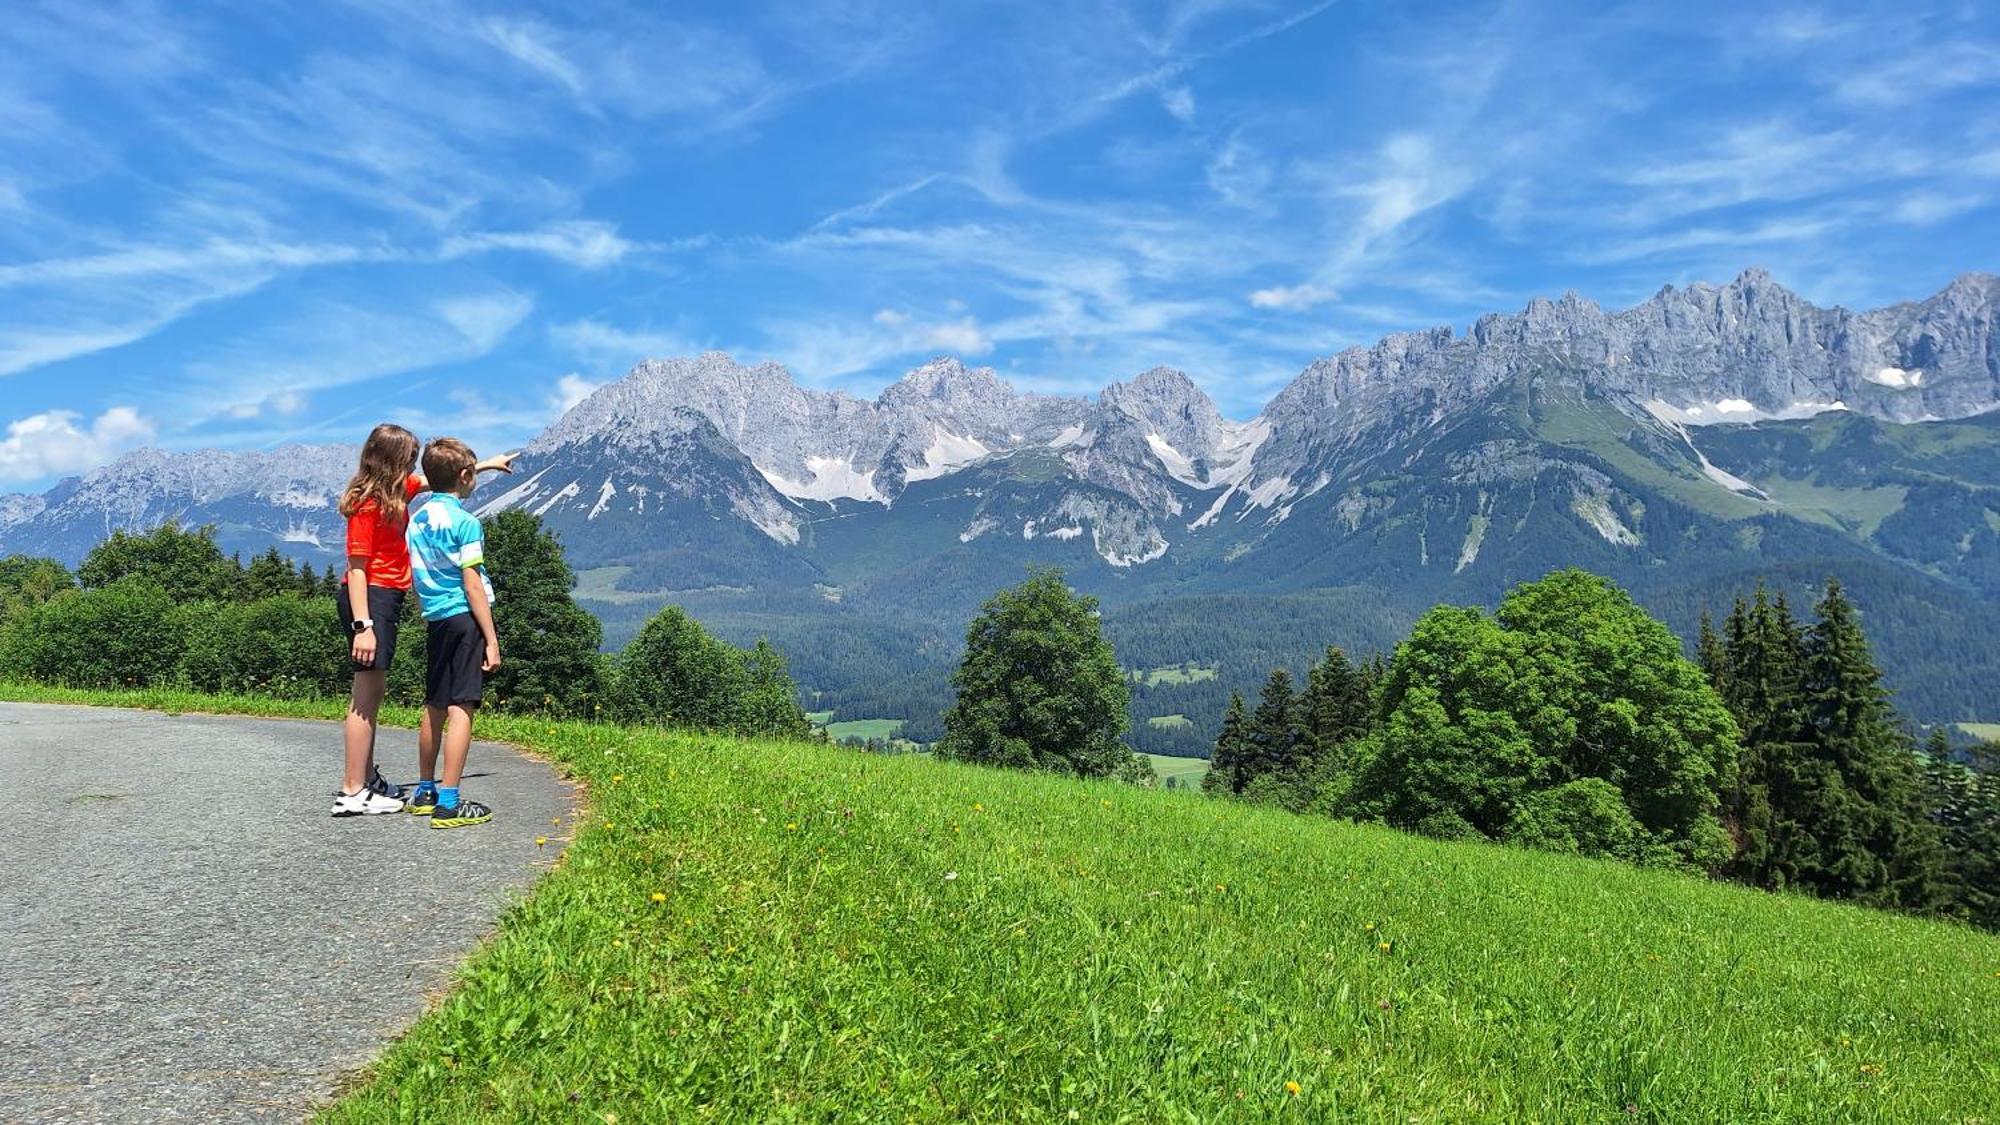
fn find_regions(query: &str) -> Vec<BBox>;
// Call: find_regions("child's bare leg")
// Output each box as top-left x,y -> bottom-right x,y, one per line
419,704 -> 445,783
439,703 -> 478,788
341,671 -> 387,793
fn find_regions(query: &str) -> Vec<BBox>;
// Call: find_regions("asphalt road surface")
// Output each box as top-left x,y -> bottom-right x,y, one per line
0,702 -> 576,1123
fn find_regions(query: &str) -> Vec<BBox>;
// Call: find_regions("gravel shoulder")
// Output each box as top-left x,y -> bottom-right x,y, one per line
0,702 -> 576,1124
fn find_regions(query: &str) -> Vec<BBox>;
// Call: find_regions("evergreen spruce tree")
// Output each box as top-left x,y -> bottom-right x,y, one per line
482,511 -> 606,716
1247,668 -> 1304,790
1204,692 -> 1250,796
242,547 -> 299,601
1302,646 -> 1371,767
1696,610 -> 1727,692
1796,579 -> 1947,909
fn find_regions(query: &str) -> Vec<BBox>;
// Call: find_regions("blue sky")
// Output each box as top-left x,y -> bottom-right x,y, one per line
2,0 -> 1997,489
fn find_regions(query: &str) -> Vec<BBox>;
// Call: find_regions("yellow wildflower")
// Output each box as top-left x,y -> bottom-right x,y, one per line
649,892 -> 667,904
1284,1081 -> 1301,1097
535,836 -> 548,846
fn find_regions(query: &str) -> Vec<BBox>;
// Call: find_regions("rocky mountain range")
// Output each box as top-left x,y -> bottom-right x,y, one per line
6,268 -> 1998,734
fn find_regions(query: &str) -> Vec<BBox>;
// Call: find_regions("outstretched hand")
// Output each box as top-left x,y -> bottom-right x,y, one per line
478,451 -> 519,475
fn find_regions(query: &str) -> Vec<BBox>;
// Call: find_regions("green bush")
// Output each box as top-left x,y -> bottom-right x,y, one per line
182,597 -> 347,698
610,605 -> 749,729
1504,778 -> 1643,860
2,578 -> 186,688
78,522 -> 240,603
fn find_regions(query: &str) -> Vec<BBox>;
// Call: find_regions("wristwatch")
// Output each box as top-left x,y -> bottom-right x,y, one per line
350,618 -> 374,635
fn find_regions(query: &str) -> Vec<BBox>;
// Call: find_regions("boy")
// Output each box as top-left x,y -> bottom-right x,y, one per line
403,437 -> 502,829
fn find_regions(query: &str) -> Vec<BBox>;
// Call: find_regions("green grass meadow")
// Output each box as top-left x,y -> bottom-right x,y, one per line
1144,752 -> 1211,788
1129,663 -> 1219,687
823,717 -> 905,742
6,683 -> 1999,1121
1960,722 -> 2000,743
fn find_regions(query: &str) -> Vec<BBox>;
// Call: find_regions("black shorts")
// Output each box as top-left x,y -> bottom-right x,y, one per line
425,612 -> 486,708
335,585 -> 405,672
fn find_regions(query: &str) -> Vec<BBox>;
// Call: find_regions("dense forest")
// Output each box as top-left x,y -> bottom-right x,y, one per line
1200,569 -> 2000,931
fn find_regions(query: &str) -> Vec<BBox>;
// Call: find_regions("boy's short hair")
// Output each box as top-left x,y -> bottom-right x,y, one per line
421,437 -> 478,491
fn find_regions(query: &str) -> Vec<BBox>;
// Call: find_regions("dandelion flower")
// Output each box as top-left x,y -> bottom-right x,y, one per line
650,892 -> 667,903
535,836 -> 548,846
786,822 -> 798,831
1364,922 -> 1375,931
613,773 -> 625,783
1284,1081 -> 1301,1097
1379,941 -> 1391,952
973,803 -> 984,812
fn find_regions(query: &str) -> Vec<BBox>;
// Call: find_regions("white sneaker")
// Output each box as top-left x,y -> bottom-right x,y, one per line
332,786 -> 405,817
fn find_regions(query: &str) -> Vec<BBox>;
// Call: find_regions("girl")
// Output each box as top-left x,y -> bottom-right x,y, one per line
332,423 -> 513,816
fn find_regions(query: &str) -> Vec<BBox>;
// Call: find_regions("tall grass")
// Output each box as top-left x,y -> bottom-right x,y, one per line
6,683 -> 1997,1121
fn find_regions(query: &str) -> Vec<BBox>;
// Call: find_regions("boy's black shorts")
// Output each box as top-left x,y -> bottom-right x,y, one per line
335,585 -> 405,672
425,612 -> 486,708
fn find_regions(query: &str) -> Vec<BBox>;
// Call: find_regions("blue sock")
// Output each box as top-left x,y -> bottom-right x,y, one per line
437,786 -> 460,811
412,779 -> 437,795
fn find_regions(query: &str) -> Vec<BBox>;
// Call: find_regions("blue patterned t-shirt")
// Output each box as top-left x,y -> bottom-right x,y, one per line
405,493 -> 496,621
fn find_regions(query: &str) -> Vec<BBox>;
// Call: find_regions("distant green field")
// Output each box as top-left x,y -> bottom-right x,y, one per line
1129,663 -> 1219,687
825,717 -> 904,742
8,684 -> 1999,1122
1146,713 -> 1193,730
1747,476 -> 1908,537
1960,722 -> 2000,743
570,565 -> 669,605
805,710 -> 836,724
1144,752 -> 1210,786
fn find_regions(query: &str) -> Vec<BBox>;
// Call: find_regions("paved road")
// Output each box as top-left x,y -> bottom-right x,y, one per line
0,703 -> 576,1124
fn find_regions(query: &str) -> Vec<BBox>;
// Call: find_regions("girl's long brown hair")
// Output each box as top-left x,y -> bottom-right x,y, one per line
338,423 -> 420,525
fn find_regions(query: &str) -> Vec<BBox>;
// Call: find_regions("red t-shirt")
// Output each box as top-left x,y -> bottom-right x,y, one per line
345,476 -> 424,590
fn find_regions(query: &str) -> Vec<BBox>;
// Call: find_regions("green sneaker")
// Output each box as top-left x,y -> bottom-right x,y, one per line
430,798 -> 493,830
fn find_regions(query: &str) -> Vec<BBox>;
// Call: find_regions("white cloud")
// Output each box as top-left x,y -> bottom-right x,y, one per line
550,373 -> 601,413
0,406 -> 154,483
436,292 -> 534,351
550,319 -> 708,368
184,290 -> 537,422
481,18 -> 586,96
923,317 -> 993,355
1248,283 -> 1338,311
1205,134 -> 1271,208
1161,85 -> 1196,123
439,221 -> 637,269
872,308 -> 909,326
1889,191 -> 1985,225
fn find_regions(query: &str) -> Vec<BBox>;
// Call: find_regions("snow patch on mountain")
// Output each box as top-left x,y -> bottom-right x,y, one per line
533,480 -> 582,518
905,430 -> 992,482
1144,433 -> 1199,484
1644,398 -> 1850,426
759,456 -> 885,503
1867,366 -> 1923,388
1242,475 -> 1295,510
588,478 -> 617,520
